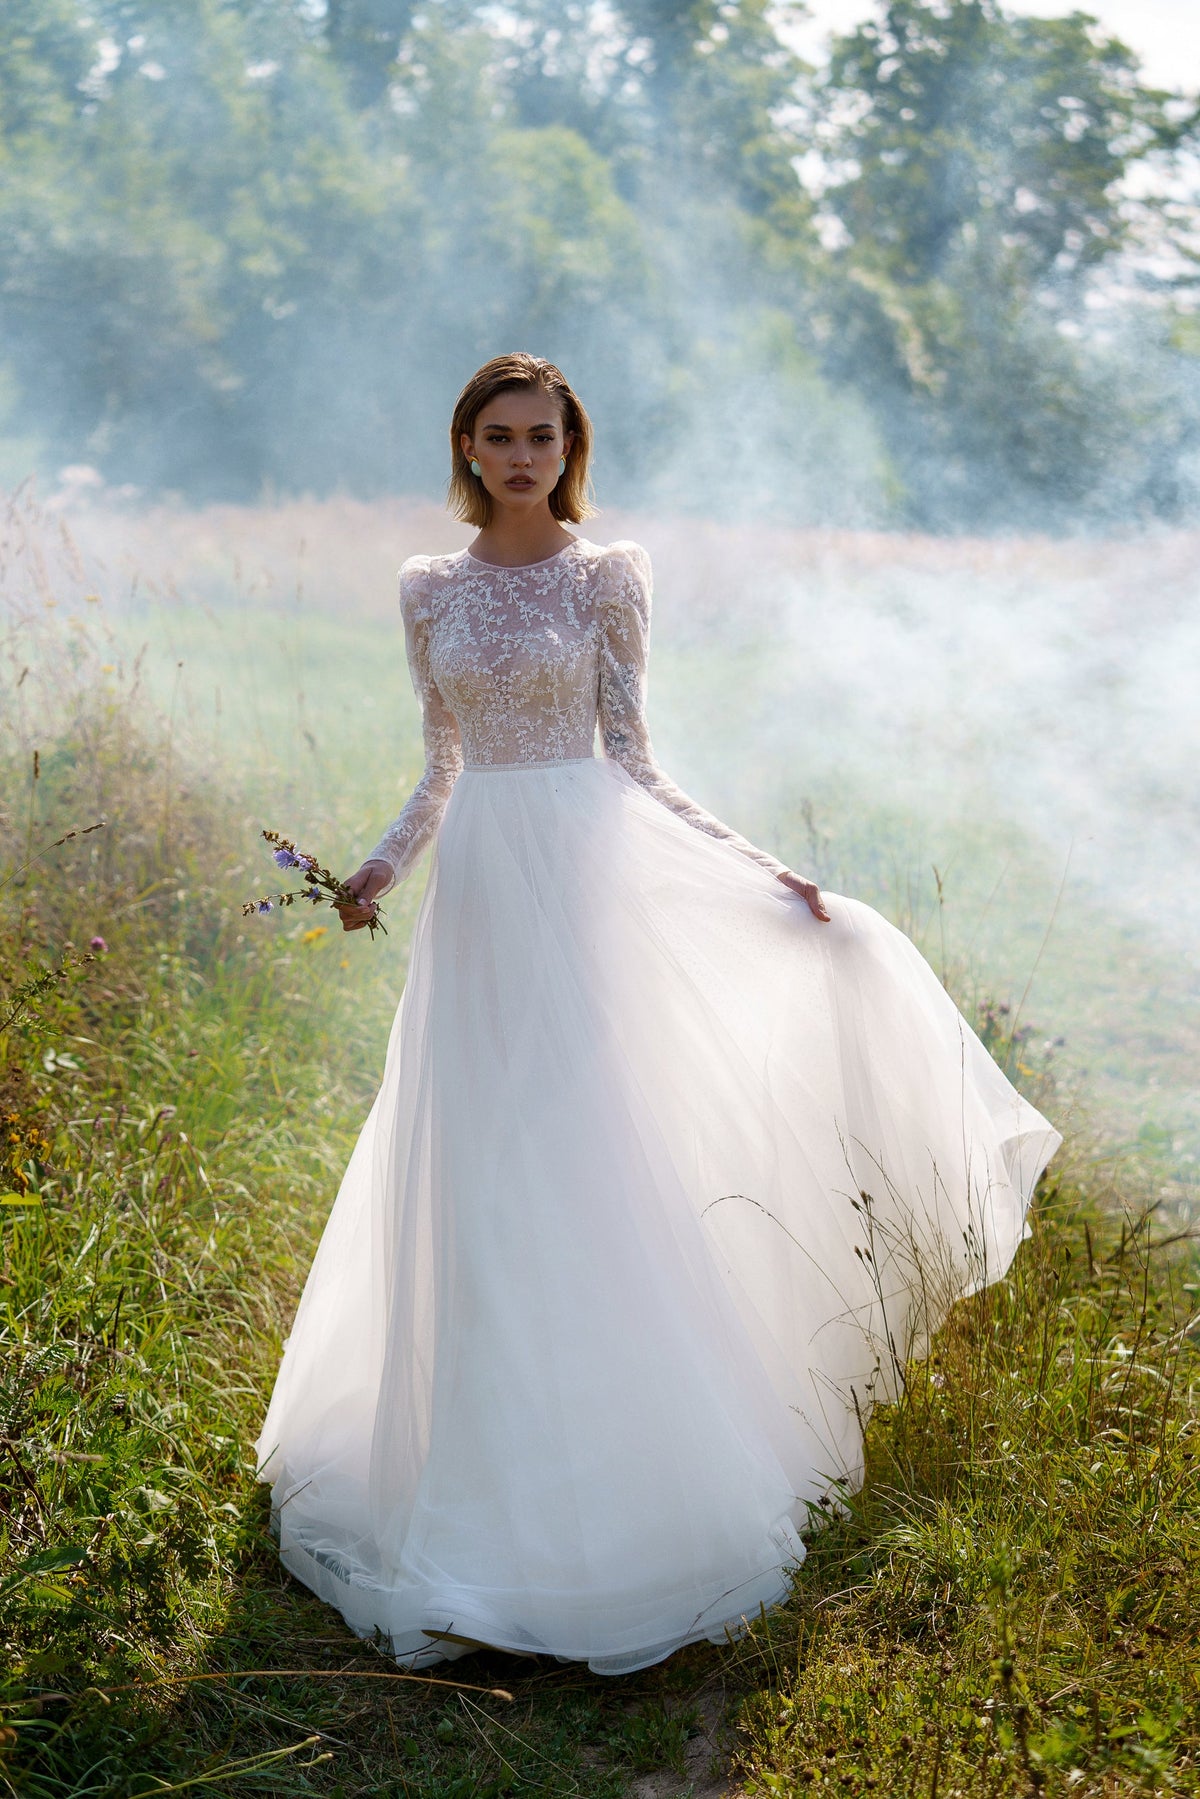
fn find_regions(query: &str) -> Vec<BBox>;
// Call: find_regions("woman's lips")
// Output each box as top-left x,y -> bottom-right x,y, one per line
506,476 -> 536,488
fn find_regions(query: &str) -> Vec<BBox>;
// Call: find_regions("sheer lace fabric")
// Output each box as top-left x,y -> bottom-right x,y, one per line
366,538 -> 790,889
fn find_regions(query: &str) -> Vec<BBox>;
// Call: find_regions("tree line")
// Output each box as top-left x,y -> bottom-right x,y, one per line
1,0 -> 1197,527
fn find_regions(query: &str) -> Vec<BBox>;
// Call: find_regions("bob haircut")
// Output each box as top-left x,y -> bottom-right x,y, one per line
448,353 -> 596,527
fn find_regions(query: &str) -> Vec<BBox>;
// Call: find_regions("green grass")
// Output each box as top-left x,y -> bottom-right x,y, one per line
733,1178 -> 1200,1797
1,495 -> 1198,1796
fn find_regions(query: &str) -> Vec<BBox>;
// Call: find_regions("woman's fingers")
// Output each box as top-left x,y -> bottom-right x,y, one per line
778,871 -> 831,922
334,896 -> 377,933
801,886 -> 831,921
344,862 -> 391,905
335,862 -> 389,931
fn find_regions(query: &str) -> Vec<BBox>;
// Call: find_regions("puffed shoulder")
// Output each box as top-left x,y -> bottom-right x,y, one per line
597,540 -> 652,628
600,539 -> 652,586
397,554 -> 435,624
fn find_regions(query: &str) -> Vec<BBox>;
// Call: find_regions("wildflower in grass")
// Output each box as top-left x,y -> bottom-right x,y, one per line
243,830 -> 386,939
302,926 -> 329,945
1,1111 -> 52,1194
89,935 -> 108,953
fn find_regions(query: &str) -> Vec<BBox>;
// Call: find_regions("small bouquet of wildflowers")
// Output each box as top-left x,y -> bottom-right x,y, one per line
242,829 -> 386,939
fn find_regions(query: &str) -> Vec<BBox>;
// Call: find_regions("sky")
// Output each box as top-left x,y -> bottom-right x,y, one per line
789,0 -> 1200,91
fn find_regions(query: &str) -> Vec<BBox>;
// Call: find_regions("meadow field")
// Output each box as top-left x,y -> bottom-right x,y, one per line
59,489 -> 1200,1164
1,488 -> 1198,1796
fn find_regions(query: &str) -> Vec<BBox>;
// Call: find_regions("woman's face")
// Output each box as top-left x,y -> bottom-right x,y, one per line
462,388 -> 574,513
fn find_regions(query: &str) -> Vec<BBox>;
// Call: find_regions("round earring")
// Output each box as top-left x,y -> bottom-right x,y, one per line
558,456 -> 567,476
470,458 -> 482,477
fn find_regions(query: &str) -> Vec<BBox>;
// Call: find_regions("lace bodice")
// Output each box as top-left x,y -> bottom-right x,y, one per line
365,538 -> 790,890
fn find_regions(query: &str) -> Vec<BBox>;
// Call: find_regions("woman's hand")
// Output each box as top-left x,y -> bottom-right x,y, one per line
776,870 -> 831,922
335,861 -> 392,932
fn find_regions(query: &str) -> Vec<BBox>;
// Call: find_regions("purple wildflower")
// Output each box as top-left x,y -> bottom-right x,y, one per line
89,935 -> 108,953
273,847 -> 300,869
295,853 -> 317,873
257,899 -> 274,914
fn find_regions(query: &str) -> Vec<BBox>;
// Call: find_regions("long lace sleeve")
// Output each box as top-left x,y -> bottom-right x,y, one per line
596,542 -> 791,881
364,557 -> 463,895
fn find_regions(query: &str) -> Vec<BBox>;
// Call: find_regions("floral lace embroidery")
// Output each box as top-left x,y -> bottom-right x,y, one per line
365,538 -> 790,890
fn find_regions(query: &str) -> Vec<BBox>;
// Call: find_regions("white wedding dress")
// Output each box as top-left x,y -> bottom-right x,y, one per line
255,536 -> 1060,1675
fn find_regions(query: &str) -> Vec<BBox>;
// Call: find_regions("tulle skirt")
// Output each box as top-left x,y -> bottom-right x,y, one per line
255,754 -> 1060,1674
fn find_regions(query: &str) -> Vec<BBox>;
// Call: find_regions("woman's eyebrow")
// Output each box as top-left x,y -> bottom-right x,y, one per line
481,422 -> 557,431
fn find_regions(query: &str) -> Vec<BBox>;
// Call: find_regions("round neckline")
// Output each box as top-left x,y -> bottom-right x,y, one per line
463,536 -> 584,572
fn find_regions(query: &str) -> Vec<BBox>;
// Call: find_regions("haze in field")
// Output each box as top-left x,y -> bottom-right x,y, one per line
1,0 -> 1197,1172
17,490 -> 1187,1181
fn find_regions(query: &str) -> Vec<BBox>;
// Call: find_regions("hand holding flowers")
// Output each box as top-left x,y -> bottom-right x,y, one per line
242,830 -> 388,939
336,861 -> 394,933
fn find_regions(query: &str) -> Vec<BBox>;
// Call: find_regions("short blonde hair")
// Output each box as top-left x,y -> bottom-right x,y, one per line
448,353 -> 596,527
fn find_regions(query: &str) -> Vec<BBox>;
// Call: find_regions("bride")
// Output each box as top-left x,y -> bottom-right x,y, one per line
255,352 -> 1060,1676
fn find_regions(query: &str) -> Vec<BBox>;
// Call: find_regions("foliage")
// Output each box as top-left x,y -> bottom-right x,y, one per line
815,0 -> 1200,524
824,0 -> 1171,284
0,0 -> 1197,523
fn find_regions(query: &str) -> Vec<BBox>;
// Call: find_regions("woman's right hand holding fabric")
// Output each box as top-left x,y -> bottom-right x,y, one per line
776,871 -> 831,921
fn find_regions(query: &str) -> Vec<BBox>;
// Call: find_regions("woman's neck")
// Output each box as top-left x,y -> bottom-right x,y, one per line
467,504 -> 577,569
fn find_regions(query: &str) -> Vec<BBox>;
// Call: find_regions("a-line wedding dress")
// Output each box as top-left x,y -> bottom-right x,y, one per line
255,536 -> 1060,1675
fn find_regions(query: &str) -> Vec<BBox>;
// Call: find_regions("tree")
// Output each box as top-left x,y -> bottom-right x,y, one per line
823,0 -> 1173,285
812,0 -> 1194,523
321,0 -> 415,109
0,0 -> 418,494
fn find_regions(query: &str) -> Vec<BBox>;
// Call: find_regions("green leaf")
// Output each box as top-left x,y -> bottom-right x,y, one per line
22,1544 -> 87,1573
25,1581 -> 74,1605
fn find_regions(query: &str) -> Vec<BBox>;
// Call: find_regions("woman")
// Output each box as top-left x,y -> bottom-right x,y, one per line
255,353 -> 1060,1676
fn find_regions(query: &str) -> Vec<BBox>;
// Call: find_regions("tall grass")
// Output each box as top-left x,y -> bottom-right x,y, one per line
733,1178 -> 1200,1796
0,492 -> 1197,1797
